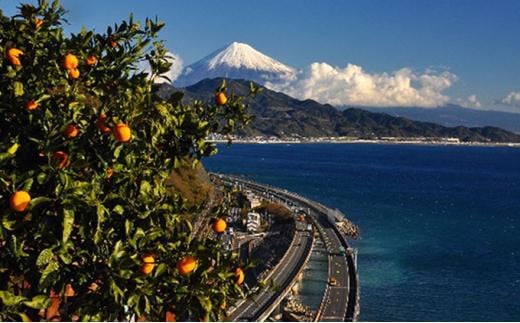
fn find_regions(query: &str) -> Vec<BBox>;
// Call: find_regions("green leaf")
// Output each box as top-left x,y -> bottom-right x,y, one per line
39,260 -> 59,287
113,205 -> 124,215
7,143 -> 19,155
11,235 -> 29,257
62,208 -> 74,243
139,180 -> 152,197
154,263 -> 167,278
0,290 -> 26,307
2,215 -> 17,231
29,196 -> 52,209
14,81 -> 24,97
36,248 -> 54,268
125,219 -> 133,236
94,203 -> 106,244
197,295 -> 212,313
18,313 -> 32,322
36,172 -> 48,185
114,145 -> 123,158
21,178 -> 34,191
22,295 -> 51,309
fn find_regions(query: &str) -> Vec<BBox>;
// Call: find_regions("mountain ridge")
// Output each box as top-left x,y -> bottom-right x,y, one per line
358,105 -> 520,134
158,78 -> 520,143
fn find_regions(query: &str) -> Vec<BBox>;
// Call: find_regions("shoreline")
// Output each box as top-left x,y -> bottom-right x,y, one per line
208,139 -> 520,148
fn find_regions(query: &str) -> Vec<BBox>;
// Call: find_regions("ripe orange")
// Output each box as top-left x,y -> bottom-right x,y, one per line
63,54 -> 79,70
220,300 -> 227,310
64,284 -> 75,297
215,92 -> 228,106
141,255 -> 156,275
165,310 -> 176,322
88,281 -> 99,292
52,151 -> 70,169
212,218 -> 227,234
113,122 -> 131,142
25,100 -> 39,111
63,124 -> 79,139
68,68 -> 80,79
96,114 -> 111,134
86,55 -> 97,66
35,18 -> 43,28
235,267 -> 245,285
46,289 -> 61,320
108,35 -> 117,48
7,48 -> 24,66
10,191 -> 31,212
177,255 -> 197,276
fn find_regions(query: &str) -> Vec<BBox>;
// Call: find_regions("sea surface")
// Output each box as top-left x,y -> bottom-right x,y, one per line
203,143 -> 520,321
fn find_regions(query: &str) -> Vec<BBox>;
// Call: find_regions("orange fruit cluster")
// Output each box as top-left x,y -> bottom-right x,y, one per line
63,53 -> 80,79
141,255 -> 156,275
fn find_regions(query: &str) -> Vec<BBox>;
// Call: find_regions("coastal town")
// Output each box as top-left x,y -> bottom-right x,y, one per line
207,134 -> 520,147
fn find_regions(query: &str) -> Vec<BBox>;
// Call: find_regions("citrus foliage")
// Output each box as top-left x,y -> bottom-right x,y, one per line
0,1 -> 252,321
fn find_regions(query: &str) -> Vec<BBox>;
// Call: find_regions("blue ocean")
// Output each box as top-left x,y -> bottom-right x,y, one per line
203,143 -> 520,321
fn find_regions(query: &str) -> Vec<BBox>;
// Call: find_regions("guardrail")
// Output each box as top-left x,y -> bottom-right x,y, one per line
306,215 -> 332,322
255,231 -> 314,322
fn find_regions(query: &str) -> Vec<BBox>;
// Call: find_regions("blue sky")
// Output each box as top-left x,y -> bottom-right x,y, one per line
2,0 -> 520,111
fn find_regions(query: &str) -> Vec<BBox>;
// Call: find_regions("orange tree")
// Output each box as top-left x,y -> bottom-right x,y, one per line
0,0 -> 254,321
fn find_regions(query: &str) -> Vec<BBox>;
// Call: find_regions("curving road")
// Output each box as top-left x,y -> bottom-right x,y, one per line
215,174 -> 359,322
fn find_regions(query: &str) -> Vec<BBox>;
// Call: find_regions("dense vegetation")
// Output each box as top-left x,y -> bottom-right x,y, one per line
0,1 -> 254,321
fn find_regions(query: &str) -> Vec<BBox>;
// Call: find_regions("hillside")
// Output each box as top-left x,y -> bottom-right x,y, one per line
159,78 -> 520,143
361,105 -> 520,134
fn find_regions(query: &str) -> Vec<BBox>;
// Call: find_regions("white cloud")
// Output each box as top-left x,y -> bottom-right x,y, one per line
502,91 -> 520,108
456,94 -> 482,108
139,51 -> 184,84
265,62 -> 457,107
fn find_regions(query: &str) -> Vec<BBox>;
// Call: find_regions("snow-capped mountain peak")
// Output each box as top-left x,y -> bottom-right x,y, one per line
205,42 -> 294,73
175,42 -> 296,87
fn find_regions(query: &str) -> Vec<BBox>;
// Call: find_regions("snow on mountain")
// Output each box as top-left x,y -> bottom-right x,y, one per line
175,42 -> 296,87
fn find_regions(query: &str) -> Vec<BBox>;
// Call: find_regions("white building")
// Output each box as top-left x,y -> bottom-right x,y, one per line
247,212 -> 261,233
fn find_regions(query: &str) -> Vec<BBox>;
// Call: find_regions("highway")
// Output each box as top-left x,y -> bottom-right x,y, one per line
314,215 -> 350,321
228,230 -> 312,321
215,174 -> 359,322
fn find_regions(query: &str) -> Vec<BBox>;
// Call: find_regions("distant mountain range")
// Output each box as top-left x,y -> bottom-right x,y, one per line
159,78 -> 520,143
173,42 -> 520,137
359,105 -> 520,134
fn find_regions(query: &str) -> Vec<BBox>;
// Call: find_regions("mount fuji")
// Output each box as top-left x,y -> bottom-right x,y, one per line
175,42 -> 296,87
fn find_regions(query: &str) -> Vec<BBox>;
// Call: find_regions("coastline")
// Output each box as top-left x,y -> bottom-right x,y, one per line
208,138 -> 520,148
